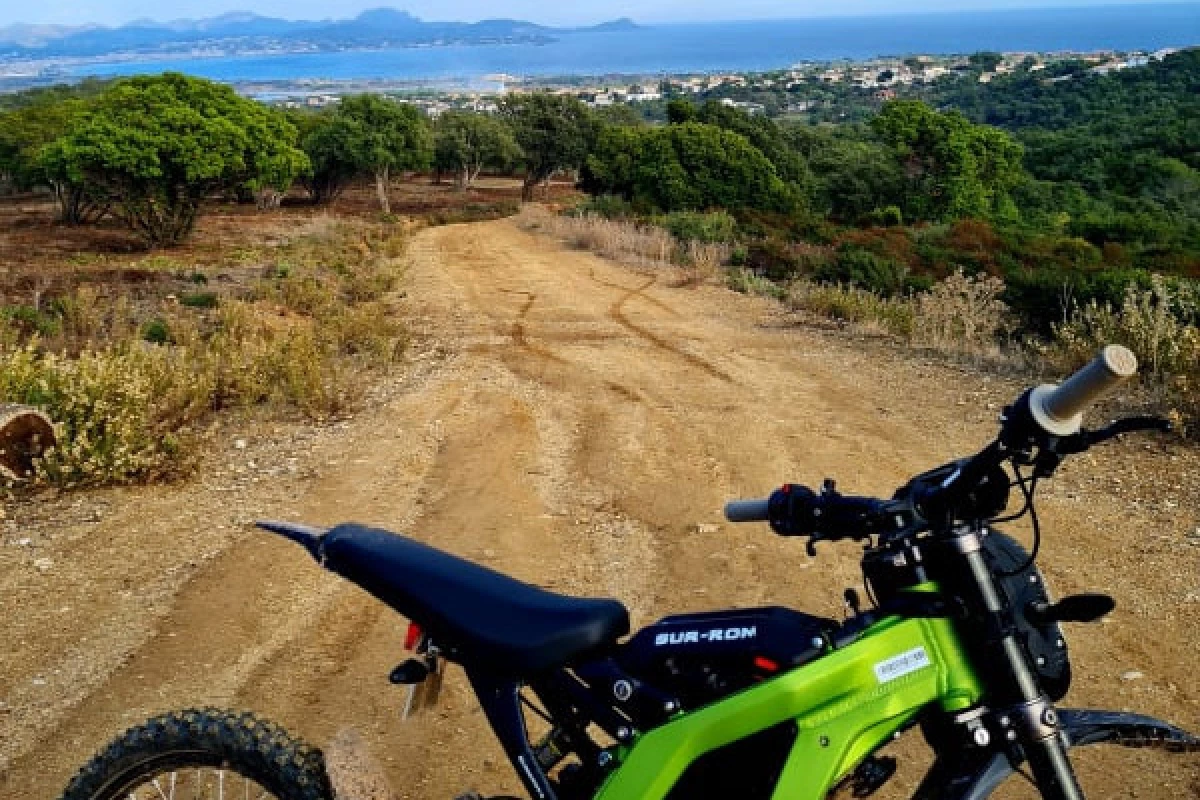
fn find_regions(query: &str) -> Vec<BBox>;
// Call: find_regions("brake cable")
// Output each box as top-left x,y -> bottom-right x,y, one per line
994,461 -> 1043,577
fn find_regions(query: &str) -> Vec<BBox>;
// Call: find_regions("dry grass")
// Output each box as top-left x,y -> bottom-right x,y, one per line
1051,276 -> 1200,428
520,207 -> 675,266
518,206 -> 734,286
0,218 -> 407,487
677,241 -> 733,287
786,281 -> 916,337
787,270 -> 1013,358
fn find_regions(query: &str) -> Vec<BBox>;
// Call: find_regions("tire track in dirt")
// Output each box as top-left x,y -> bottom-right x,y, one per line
587,269 -> 682,318
607,278 -> 734,384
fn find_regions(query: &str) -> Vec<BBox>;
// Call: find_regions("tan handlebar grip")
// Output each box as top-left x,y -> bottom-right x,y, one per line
725,498 -> 771,523
1029,345 -> 1138,436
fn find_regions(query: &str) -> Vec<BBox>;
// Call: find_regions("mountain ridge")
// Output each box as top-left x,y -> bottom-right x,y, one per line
0,9 -> 639,56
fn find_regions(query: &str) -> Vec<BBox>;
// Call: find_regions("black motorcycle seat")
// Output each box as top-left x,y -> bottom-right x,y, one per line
320,524 -> 630,675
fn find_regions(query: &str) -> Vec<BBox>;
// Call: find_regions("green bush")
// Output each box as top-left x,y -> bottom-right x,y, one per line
1004,267 -> 1155,334
746,238 -> 801,282
816,245 -> 911,296
141,318 -> 171,344
574,194 -> 635,219
727,267 -> 786,299
868,205 -> 904,227
659,210 -> 738,243
2,305 -> 62,337
180,292 -> 219,309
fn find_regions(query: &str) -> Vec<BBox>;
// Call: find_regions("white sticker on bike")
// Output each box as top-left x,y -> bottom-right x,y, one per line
874,647 -> 932,684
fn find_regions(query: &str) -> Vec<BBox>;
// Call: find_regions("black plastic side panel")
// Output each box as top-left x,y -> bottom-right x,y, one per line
664,722 -> 798,800
616,607 -> 835,709
619,607 -> 833,669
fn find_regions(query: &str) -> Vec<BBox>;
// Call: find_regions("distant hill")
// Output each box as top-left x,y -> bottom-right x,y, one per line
0,9 -> 639,58
0,23 -> 98,47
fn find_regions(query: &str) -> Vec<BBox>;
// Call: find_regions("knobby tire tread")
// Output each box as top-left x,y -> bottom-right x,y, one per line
58,707 -> 333,800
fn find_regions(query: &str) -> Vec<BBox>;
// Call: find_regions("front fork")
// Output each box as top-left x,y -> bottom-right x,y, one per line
949,527 -> 1086,800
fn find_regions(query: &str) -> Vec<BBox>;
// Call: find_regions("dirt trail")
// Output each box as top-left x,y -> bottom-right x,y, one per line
1,218 -> 1197,798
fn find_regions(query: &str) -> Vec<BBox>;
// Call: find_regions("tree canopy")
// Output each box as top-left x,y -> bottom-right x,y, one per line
499,93 -> 593,200
582,121 -> 796,213
40,73 -> 308,246
871,100 -> 1025,222
326,94 -> 433,212
433,111 -> 521,190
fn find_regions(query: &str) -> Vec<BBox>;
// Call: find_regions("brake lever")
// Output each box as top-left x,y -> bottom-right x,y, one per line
1057,415 -> 1173,455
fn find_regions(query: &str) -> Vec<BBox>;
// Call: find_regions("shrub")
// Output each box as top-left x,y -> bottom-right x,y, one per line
786,281 -> 915,337
913,269 -> 1012,353
679,240 -> 732,286
574,194 -> 634,219
180,292 -> 220,309
1054,276 -> 1200,380
746,238 -> 802,282
660,210 -> 738,244
868,205 -> 904,227
0,345 -> 193,485
816,245 -> 911,296
2,305 -> 61,338
141,318 -> 171,344
0,219 -> 408,487
727,268 -> 786,299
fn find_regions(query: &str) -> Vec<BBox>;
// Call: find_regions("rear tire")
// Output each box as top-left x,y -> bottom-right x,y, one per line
59,708 -> 333,800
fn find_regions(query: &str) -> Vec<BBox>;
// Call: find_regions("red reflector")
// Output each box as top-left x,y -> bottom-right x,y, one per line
754,656 -> 779,673
405,622 -> 423,650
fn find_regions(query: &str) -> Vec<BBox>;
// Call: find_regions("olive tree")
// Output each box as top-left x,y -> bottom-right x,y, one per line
42,73 -> 308,247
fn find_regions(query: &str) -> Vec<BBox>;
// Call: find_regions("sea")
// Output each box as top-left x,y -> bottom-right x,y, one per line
62,4 -> 1200,85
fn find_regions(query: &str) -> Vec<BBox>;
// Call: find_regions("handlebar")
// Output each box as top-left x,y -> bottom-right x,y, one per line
724,498 -> 770,522
725,346 -> 1150,539
725,483 -> 891,541
1028,345 -> 1138,436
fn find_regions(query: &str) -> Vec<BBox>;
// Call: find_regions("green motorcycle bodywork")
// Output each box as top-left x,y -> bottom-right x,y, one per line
594,601 -> 982,800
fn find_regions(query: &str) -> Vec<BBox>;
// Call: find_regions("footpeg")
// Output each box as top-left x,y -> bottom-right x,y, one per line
395,653 -> 444,719
1027,594 -> 1115,625
849,755 -> 896,798
389,659 -> 430,685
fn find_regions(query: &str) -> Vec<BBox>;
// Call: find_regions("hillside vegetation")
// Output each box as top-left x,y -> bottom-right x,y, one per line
0,53 -> 1198,488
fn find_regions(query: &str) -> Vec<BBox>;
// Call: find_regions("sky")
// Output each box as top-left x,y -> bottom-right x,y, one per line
0,0 -> 1191,29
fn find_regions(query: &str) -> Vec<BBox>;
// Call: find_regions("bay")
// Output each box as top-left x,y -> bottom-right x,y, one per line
65,4 -> 1200,84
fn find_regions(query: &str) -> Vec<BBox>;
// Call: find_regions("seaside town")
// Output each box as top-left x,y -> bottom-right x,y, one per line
237,47 -> 1183,115
0,46 -> 1183,115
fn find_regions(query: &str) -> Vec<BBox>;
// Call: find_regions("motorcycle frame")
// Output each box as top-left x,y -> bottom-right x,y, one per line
591,611 -> 981,800
470,562 -> 1198,800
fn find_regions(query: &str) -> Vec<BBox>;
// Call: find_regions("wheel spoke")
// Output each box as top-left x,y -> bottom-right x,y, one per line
119,766 -> 283,800
150,778 -> 170,800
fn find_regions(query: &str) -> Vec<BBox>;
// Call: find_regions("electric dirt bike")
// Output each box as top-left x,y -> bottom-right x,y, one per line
61,345 -> 1199,800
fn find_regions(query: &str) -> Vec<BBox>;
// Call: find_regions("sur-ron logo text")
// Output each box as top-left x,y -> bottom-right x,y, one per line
654,627 -> 758,646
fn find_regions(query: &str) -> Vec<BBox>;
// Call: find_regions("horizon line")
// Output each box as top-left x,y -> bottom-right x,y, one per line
3,0 -> 1199,33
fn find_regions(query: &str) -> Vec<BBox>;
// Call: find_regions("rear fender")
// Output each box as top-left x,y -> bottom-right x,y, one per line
918,709 -> 1200,800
